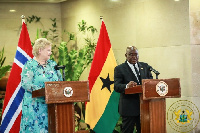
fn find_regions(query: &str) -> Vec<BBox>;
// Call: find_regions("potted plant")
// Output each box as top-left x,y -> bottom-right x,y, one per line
0,47 -> 11,90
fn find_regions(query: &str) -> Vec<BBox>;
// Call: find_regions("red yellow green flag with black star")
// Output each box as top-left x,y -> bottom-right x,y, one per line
85,20 -> 120,133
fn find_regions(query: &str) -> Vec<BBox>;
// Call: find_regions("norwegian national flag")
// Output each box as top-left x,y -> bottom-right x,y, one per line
0,22 -> 33,132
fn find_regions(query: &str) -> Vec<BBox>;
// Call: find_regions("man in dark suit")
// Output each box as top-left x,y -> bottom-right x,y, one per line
114,46 -> 153,133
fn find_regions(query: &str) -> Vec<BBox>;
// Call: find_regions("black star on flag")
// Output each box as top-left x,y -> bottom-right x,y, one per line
100,73 -> 114,93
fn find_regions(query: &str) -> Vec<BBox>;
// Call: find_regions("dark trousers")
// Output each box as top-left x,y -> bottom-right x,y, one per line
122,115 -> 141,133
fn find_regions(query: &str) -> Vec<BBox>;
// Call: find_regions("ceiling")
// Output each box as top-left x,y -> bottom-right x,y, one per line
0,0 -> 67,3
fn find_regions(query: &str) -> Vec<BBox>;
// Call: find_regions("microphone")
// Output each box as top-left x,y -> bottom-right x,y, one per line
54,65 -> 66,70
54,65 -> 66,81
149,66 -> 160,75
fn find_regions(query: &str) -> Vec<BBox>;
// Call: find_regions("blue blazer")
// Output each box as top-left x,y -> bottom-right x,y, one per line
114,61 -> 153,116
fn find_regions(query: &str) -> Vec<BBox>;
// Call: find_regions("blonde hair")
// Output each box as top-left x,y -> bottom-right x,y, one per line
32,38 -> 52,57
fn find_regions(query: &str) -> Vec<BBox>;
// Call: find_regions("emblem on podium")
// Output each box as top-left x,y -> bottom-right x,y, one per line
156,81 -> 168,96
64,87 -> 73,97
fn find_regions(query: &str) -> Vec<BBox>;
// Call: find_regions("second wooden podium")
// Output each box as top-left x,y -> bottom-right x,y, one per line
125,78 -> 181,133
32,81 -> 89,133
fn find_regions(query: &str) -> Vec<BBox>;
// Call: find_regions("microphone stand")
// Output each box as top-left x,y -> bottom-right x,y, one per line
150,66 -> 160,79
55,65 -> 66,81
155,72 -> 160,79
62,68 -> 65,81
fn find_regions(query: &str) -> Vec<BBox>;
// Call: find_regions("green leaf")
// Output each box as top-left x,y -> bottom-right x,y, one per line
58,41 -> 69,65
67,32 -> 76,41
87,26 -> 98,35
0,65 -> 11,80
35,16 -> 41,22
0,47 -> 6,67
50,18 -> 56,22
78,20 -> 87,32
52,22 -> 57,28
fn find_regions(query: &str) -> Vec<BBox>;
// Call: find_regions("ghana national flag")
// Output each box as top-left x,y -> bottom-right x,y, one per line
85,20 -> 120,133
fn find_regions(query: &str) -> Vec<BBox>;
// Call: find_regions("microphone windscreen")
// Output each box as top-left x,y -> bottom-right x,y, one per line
54,65 -> 59,70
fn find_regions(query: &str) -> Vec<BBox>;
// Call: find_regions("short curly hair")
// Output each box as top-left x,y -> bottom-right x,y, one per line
126,46 -> 138,53
32,38 -> 52,57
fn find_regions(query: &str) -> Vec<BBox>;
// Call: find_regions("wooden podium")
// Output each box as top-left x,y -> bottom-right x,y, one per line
125,78 -> 181,133
32,81 -> 89,133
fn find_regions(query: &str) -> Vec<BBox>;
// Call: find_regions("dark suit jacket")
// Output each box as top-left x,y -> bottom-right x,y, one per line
114,61 -> 153,116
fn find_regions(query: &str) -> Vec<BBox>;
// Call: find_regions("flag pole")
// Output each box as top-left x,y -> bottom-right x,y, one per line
21,15 -> 25,24
100,16 -> 103,21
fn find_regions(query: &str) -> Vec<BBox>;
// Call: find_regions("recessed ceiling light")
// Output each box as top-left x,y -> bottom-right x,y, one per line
174,0 -> 179,1
9,9 -> 16,13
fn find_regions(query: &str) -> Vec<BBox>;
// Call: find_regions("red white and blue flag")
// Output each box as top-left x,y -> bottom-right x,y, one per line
0,22 -> 33,132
